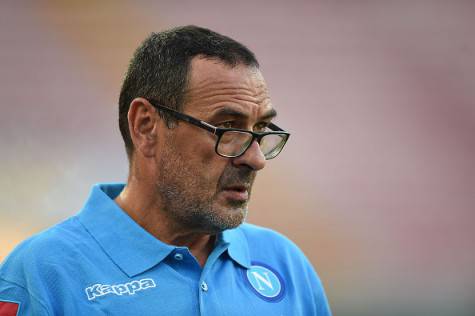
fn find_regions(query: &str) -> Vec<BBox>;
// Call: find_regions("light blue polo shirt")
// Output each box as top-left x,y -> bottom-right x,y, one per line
0,183 -> 331,315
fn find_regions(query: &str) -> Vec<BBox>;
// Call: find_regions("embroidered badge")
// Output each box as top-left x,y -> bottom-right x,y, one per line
0,300 -> 20,316
243,262 -> 285,302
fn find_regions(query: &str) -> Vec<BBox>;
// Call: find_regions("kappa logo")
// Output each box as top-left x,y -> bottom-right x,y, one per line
85,278 -> 156,301
244,262 -> 285,302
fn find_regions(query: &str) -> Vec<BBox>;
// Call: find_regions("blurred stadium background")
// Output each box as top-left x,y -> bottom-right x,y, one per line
1,1 -> 474,315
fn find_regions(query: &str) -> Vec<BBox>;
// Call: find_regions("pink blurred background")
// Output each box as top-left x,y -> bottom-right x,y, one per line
1,1 -> 474,315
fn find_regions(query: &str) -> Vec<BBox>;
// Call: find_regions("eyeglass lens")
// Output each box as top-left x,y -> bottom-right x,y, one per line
260,134 -> 287,159
217,131 -> 253,157
217,131 -> 286,159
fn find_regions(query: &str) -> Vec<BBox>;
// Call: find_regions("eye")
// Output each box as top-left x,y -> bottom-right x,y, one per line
217,121 -> 235,129
254,122 -> 270,132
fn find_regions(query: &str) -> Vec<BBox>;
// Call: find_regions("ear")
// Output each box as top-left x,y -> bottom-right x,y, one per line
127,97 -> 161,158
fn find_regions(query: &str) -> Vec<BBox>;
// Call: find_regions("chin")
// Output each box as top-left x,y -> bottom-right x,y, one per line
221,206 -> 248,228
202,207 -> 246,233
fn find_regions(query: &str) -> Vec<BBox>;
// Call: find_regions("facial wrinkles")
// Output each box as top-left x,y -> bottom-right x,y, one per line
185,77 -> 271,117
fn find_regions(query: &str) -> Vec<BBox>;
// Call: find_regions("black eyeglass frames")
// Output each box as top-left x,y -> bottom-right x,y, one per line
146,99 -> 290,160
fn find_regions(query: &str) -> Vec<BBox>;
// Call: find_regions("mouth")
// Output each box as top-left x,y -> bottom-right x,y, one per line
221,184 -> 249,202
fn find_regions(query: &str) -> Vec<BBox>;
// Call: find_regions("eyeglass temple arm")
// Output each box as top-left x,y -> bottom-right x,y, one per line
148,100 -> 217,134
269,122 -> 285,132
148,100 -> 289,136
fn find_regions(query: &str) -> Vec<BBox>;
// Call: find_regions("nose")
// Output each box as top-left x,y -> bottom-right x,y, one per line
232,140 -> 266,171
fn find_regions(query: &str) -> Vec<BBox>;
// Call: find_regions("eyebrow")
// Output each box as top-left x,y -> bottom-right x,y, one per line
260,108 -> 278,121
211,107 -> 277,121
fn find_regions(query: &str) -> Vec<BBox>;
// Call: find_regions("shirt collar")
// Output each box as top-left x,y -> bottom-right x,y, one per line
77,183 -> 175,278
220,226 -> 251,269
77,183 -> 251,276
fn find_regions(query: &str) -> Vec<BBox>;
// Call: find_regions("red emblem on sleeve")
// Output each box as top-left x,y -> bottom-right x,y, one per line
0,301 -> 19,316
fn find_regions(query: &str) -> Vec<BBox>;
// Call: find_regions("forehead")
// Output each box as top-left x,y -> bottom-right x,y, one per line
184,57 -> 273,118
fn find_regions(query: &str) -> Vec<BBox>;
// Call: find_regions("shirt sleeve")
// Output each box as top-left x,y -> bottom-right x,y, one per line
0,277 -> 51,316
304,258 -> 332,316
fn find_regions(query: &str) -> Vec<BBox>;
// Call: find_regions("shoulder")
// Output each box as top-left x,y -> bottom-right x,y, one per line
236,223 -> 312,267
238,223 -> 303,252
0,217 -> 89,315
236,223 -> 332,314
0,216 -> 88,286
237,222 -> 292,241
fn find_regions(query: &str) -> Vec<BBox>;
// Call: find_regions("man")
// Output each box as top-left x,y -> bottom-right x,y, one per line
0,26 -> 331,315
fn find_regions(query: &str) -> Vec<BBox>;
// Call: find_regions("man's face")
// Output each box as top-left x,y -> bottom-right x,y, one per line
155,57 -> 275,234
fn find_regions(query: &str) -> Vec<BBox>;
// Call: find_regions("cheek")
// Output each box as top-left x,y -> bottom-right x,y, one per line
180,131 -> 216,162
194,135 -> 224,168
194,150 -> 229,191
173,130 -> 228,188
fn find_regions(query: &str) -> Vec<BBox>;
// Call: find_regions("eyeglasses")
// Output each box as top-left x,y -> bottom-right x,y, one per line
147,99 -> 290,160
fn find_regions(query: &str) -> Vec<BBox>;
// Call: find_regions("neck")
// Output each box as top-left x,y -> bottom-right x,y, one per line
114,177 -> 215,267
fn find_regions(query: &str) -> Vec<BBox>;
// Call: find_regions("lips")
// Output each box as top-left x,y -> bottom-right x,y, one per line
221,184 -> 249,201
223,184 -> 247,192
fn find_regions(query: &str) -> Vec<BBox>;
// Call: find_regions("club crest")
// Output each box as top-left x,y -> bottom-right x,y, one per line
243,262 -> 285,302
